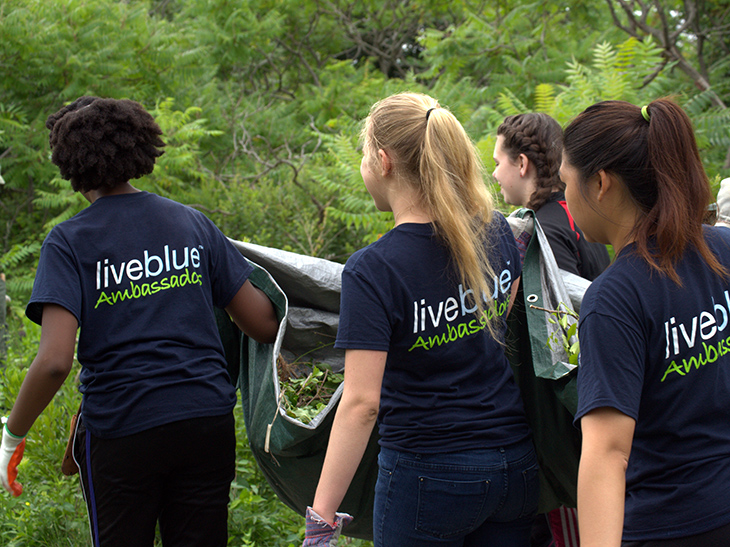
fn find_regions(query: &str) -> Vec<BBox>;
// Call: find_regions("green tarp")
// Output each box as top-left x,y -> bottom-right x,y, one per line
217,242 -> 378,539
506,209 -> 588,511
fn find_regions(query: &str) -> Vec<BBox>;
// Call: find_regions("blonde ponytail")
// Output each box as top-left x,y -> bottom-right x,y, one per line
362,92 -> 501,336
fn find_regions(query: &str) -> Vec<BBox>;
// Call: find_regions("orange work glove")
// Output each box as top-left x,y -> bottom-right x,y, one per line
1,423 -> 26,497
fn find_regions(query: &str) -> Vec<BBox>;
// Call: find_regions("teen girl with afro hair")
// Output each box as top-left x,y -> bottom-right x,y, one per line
45,96 -> 166,192
1,96 -> 279,547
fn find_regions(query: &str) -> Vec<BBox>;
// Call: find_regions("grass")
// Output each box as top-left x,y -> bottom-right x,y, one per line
0,309 -> 372,547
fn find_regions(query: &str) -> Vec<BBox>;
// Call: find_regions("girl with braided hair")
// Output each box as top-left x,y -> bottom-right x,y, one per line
303,92 -> 538,546
0,96 -> 278,546
494,113 -> 610,547
493,113 -> 610,281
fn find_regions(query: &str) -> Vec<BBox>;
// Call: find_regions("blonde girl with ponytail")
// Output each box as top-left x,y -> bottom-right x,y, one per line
302,92 -> 537,547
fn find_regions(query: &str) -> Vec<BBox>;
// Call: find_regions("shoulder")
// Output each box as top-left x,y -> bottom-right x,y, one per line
581,252 -> 648,317
489,210 -> 509,232
144,193 -> 206,218
535,200 -> 573,235
534,193 -> 565,215
343,225 -> 440,285
535,198 -> 581,251
40,221 -> 76,252
147,194 -> 225,239
487,210 -> 516,245
706,224 -> 730,253
344,235 -> 392,274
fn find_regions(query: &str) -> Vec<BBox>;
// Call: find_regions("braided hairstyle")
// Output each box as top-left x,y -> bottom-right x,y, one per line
496,113 -> 563,211
46,96 -> 165,193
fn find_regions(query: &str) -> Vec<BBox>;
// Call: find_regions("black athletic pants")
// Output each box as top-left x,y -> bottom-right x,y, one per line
73,412 -> 236,547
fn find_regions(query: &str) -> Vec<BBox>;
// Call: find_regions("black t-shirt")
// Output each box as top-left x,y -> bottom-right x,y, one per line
536,192 -> 610,281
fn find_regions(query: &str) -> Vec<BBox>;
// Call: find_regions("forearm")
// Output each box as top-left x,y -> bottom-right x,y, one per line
577,448 -> 627,547
7,304 -> 77,438
7,356 -> 72,437
577,408 -> 634,547
311,396 -> 377,523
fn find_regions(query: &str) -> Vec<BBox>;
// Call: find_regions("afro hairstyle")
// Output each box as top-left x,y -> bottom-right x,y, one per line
45,96 -> 165,193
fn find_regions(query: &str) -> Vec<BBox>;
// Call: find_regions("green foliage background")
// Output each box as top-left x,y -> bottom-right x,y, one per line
1,0 -> 728,544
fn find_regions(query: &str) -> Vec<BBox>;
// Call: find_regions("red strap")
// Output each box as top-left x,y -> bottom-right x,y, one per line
558,200 -> 580,242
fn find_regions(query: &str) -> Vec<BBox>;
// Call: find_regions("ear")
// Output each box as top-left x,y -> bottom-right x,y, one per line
595,170 -> 613,202
378,149 -> 392,177
518,154 -> 530,177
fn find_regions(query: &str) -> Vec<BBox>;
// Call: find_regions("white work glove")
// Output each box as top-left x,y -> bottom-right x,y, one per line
302,506 -> 353,547
1,423 -> 26,497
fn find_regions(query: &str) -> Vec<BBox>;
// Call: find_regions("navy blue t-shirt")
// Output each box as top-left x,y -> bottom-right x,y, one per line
336,212 -> 530,453
575,226 -> 730,540
26,191 -> 253,438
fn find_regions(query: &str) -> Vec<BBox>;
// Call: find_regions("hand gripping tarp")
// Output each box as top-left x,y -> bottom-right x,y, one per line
215,241 -> 378,540
506,209 -> 590,512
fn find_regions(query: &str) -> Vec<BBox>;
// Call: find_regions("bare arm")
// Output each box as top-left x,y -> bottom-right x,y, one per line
311,349 -> 386,524
577,407 -> 635,547
7,304 -> 78,437
225,279 -> 278,344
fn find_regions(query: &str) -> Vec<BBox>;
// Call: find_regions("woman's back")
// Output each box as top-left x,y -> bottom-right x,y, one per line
564,98 -> 730,545
26,191 -> 246,438
577,225 -> 730,537
535,192 -> 610,280
337,214 -> 529,453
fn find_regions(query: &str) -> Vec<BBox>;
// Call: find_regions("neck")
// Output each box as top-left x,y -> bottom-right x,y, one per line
84,182 -> 140,204
605,204 -> 643,254
515,171 -> 538,208
393,209 -> 433,225
389,187 -> 432,226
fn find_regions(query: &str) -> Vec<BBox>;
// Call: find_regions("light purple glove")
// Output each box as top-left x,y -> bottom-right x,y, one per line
302,506 -> 353,547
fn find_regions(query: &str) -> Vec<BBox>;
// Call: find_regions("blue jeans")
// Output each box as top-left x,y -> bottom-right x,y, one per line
373,439 -> 539,547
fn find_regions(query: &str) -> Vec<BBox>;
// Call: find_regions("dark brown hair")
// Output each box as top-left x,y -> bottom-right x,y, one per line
563,99 -> 724,283
46,96 -> 165,193
497,112 -> 563,211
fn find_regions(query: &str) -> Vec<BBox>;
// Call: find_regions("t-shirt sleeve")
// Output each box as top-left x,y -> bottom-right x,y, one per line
26,230 -> 83,326
575,309 -> 646,423
204,222 -> 254,309
335,263 -> 392,351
